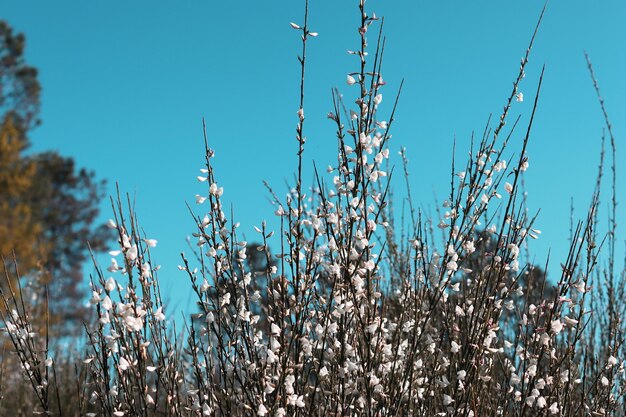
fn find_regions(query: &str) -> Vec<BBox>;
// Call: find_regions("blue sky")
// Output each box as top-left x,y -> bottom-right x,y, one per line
3,1 -> 625,313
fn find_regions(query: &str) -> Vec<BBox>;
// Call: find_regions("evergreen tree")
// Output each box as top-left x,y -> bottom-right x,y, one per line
0,20 -> 111,335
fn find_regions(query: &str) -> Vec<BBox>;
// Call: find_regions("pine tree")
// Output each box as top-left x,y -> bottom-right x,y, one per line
0,20 -> 111,336
0,115 -> 45,271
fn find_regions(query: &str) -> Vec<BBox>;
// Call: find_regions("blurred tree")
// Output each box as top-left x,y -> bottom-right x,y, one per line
0,21 -> 40,130
25,152 -> 111,328
0,20 -> 111,335
0,116 -> 44,270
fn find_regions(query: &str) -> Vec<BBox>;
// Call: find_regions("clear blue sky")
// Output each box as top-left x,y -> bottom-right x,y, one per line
3,1 -> 625,313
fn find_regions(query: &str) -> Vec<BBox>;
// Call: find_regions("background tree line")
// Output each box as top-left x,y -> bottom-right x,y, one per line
0,20 -> 110,336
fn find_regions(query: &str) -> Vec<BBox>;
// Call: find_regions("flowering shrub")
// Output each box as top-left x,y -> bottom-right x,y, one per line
1,1 -> 624,416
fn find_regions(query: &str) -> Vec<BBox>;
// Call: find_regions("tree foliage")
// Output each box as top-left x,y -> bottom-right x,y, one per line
0,21 -> 40,130
0,116 -> 43,270
0,20 -> 111,335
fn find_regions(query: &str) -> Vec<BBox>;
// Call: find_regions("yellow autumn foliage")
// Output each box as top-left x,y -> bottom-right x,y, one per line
0,115 -> 50,278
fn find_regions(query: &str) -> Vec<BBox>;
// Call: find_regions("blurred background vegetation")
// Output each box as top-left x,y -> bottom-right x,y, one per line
0,20 -> 111,337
